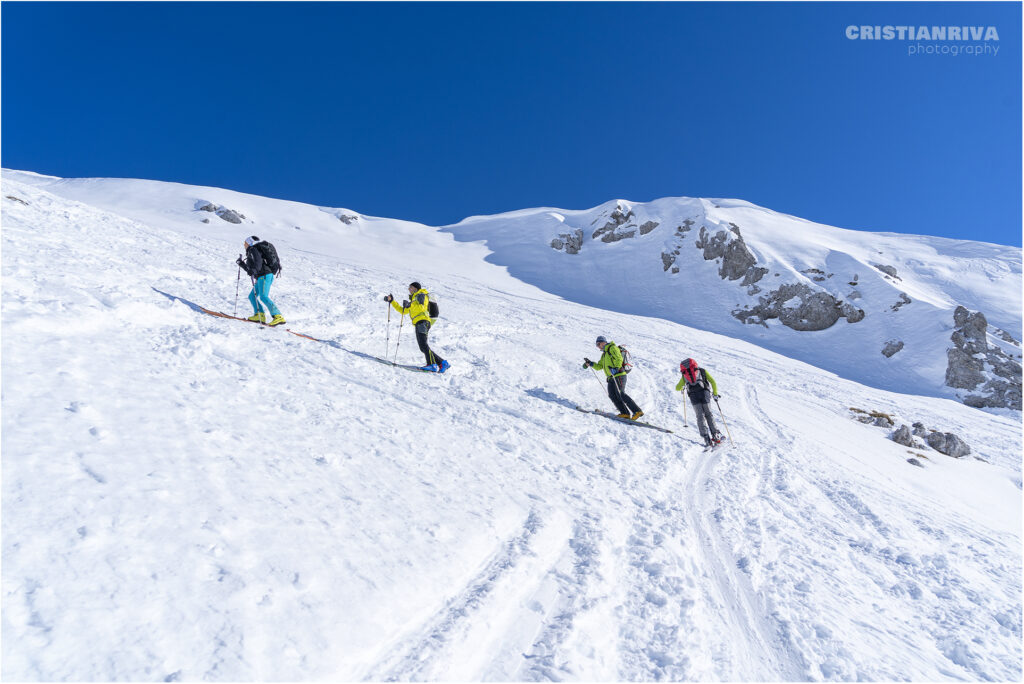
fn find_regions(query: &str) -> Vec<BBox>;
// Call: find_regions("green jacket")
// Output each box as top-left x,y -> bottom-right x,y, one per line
675,368 -> 718,396
592,342 -> 627,378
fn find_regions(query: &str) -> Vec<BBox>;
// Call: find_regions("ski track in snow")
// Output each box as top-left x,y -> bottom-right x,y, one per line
2,176 -> 1020,682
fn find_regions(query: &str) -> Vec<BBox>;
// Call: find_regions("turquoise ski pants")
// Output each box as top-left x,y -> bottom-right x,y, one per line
248,274 -> 281,317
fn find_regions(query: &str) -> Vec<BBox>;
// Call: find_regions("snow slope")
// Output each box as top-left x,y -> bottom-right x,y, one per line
444,197 -> 1022,406
2,172 -> 1021,681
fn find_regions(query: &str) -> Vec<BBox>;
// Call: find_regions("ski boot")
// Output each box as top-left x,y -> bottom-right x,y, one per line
268,314 -> 286,327
616,413 -> 631,419
247,312 -> 266,323
438,360 -> 450,373
421,363 -> 439,372
631,410 -> 644,420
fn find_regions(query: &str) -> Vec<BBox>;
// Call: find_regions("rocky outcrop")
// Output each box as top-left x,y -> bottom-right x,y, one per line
217,209 -> 243,224
925,431 -> 971,458
196,201 -> 245,224
945,305 -> 1022,410
551,229 -> 584,255
338,214 -> 359,225
891,293 -> 912,312
882,340 -> 904,358
994,327 -> 1021,346
801,268 -> 831,283
592,205 -> 636,243
553,205 -> 661,253
733,283 -> 864,331
872,263 -> 900,279
839,300 -> 866,323
695,224 -> 767,285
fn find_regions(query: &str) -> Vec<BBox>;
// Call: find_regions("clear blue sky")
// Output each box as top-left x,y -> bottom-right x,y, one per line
2,2 -> 1020,245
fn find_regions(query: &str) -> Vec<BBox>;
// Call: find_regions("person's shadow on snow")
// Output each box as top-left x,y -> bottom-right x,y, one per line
525,387 -> 577,409
152,287 -> 352,354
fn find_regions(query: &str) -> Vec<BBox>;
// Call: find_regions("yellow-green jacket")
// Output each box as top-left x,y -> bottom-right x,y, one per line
391,288 -> 434,325
592,341 -> 628,378
675,368 -> 718,402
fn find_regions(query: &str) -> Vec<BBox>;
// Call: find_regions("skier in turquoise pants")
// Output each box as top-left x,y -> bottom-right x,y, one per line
249,273 -> 281,318
236,236 -> 286,326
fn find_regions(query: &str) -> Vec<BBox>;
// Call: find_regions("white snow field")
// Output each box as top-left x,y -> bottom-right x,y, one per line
2,171 -> 1021,682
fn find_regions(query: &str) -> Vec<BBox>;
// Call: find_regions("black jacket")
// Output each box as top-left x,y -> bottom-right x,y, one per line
242,242 -> 276,278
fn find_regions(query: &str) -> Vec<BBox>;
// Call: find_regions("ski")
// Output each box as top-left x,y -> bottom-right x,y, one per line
368,355 -> 439,374
197,306 -> 322,342
574,407 -> 674,433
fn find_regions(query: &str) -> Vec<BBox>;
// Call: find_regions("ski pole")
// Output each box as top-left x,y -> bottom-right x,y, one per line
233,260 -> 242,317
682,394 -> 688,427
714,397 -> 733,445
385,302 -> 392,360
392,312 -> 405,364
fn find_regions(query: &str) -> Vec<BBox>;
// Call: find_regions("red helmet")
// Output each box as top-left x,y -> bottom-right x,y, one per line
680,358 -> 698,373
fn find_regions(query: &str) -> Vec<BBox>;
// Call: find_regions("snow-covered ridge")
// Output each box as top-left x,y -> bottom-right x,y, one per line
2,170 -> 1020,680
445,195 -> 1022,410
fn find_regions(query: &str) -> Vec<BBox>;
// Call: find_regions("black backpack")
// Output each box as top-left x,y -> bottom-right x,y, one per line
257,241 -> 281,276
428,297 -> 439,319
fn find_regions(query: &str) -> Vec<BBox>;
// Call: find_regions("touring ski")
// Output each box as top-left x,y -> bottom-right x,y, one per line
197,306 -> 322,342
368,356 -> 440,373
574,407 -> 674,433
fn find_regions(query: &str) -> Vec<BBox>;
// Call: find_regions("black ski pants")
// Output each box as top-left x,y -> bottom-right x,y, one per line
607,375 -> 641,415
415,320 -> 445,366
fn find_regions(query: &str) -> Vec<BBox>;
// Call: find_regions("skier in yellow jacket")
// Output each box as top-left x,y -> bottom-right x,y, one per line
384,282 -> 450,373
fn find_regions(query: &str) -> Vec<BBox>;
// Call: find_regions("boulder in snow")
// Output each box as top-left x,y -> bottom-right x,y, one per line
882,340 -> 905,358
925,431 -> 971,458
891,425 -> 915,447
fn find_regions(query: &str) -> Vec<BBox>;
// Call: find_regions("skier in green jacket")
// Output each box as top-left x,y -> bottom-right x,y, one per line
584,336 -> 643,420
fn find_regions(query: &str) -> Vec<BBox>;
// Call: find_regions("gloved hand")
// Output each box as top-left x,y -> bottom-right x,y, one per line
235,256 -> 246,269
583,357 -> 593,368
384,294 -> 394,303
713,394 -> 721,400
401,300 -> 410,309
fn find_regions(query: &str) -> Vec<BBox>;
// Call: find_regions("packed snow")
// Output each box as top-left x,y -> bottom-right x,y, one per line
2,171 -> 1020,681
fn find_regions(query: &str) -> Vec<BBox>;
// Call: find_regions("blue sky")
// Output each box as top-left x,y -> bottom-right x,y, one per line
2,2 -> 1020,245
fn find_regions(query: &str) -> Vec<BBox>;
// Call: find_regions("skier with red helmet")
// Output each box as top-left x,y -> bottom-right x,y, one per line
676,358 -> 724,447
